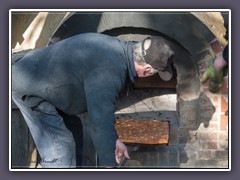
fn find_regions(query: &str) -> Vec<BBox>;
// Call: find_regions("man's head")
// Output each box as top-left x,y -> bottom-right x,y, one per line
133,36 -> 175,80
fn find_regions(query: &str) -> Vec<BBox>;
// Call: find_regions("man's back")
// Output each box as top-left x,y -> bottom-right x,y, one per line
12,33 -> 134,114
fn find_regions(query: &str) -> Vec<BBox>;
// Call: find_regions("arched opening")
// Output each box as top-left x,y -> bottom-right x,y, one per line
11,11 -> 227,168
46,12 -> 214,167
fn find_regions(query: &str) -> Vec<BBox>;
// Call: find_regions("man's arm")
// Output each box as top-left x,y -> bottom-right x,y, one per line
84,68 -> 129,166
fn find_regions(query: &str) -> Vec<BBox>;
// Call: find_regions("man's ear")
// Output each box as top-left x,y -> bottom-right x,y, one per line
142,64 -> 155,77
142,64 -> 152,71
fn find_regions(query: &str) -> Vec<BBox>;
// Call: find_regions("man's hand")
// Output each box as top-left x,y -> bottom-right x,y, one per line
115,139 -> 130,164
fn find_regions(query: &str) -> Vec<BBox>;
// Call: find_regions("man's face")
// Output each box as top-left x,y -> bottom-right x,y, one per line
136,64 -> 156,78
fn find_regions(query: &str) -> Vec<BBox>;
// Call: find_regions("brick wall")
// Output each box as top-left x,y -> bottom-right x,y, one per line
122,39 -> 229,169
191,39 -> 229,168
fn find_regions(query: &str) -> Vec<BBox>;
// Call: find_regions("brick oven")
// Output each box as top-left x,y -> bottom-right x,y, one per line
11,11 -> 229,169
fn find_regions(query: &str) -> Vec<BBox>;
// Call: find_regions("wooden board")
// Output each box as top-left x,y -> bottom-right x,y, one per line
115,118 -> 169,145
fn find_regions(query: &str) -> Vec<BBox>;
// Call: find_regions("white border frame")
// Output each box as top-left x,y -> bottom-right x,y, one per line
9,9 -> 231,172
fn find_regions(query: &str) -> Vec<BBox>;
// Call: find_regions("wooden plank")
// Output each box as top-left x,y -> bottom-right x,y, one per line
115,118 -> 169,145
77,113 -> 170,167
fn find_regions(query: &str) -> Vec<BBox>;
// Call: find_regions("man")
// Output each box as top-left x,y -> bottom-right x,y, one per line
12,33 -> 174,168
201,20 -> 228,93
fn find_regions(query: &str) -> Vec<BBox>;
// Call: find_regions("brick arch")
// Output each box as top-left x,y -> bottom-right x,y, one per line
11,11 -> 228,168
48,12 -> 217,130
48,12 -> 216,56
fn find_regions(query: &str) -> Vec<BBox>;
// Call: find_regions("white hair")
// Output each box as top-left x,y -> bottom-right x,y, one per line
132,42 -> 146,65
132,42 -> 158,74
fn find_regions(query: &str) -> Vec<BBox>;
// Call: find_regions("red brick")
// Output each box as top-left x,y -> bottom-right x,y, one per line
219,133 -> 228,141
221,96 -> 228,113
208,142 -> 218,149
211,40 -> 223,53
220,115 -> 228,131
213,97 -> 218,106
201,141 -> 218,150
221,77 -> 229,94
208,133 -> 218,140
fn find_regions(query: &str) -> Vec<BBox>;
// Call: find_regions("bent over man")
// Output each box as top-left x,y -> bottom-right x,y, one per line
12,33 -> 174,168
